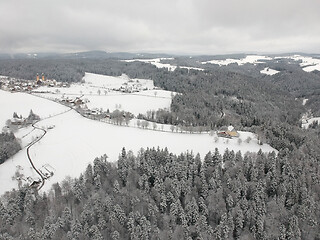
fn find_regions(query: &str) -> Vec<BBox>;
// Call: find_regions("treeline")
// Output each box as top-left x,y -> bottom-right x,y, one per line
0,146 -> 319,239
0,58 -> 162,83
0,132 -> 21,164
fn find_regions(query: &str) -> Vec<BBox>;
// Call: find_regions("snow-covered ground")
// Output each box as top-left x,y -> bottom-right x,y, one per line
0,90 -> 67,130
202,55 -> 272,66
179,66 -> 204,71
35,72 -> 155,95
123,58 -> 177,71
84,72 -> 155,89
276,55 -> 320,72
0,90 -> 276,195
122,58 -> 204,71
84,91 -> 173,116
260,67 -> 279,75
33,72 -> 175,116
301,117 -> 320,129
302,98 -> 308,106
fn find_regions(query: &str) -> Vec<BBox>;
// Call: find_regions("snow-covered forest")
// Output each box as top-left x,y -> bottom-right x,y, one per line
0,53 -> 319,239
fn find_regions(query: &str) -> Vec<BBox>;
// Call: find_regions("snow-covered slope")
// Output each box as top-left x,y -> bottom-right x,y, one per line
0,90 -> 68,129
122,58 -> 204,71
123,58 -> 177,71
84,72 -> 155,89
84,91 -> 173,115
301,117 -> 320,129
260,67 -> 279,75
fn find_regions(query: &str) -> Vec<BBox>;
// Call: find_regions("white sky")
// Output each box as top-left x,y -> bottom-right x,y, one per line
1,0 -> 319,54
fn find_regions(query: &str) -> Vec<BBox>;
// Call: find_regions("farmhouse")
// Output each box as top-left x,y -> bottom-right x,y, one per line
217,126 -> 239,138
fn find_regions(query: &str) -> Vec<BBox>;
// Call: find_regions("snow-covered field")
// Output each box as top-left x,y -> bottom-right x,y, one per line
301,117 -> 320,129
122,58 -> 204,71
84,72 -> 154,89
123,58 -> 177,71
85,91 -> 172,115
36,72 -> 154,95
260,67 -> 279,75
202,55 -> 272,66
0,90 -> 67,130
0,90 -> 276,195
34,73 -> 175,116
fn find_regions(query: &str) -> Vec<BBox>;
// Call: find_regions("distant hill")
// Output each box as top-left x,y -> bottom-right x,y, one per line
0,51 -> 174,60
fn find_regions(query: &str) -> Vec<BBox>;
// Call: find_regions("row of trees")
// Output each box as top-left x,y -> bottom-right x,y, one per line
0,132 -> 21,164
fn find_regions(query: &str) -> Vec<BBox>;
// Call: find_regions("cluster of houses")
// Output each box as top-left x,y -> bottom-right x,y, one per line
58,96 -> 105,117
60,95 -> 89,106
119,80 -> 145,93
0,74 -> 66,92
0,76 -> 38,92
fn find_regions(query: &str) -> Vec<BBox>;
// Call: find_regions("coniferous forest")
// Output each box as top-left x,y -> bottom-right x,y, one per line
0,147 -> 319,239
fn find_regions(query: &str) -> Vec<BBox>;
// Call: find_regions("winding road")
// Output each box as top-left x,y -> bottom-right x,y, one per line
26,121 -> 47,190
25,108 -> 72,190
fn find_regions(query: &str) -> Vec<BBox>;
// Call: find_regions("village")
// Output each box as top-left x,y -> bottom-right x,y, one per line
0,73 -> 151,94
0,73 -> 68,92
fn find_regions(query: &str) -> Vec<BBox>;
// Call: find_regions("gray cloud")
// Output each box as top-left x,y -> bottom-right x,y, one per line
1,0 -> 319,54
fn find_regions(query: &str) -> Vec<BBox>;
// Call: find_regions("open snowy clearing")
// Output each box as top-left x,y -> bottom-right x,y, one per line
0,91 -> 276,195
83,92 -> 172,115
301,117 -> 320,129
122,58 -> 204,71
202,55 -> 272,66
123,58 -> 177,71
260,67 -> 279,76
302,98 -> 308,106
83,72 -> 155,89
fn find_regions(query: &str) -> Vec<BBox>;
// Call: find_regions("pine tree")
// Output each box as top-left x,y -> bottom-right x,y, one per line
61,207 -> 72,232
185,197 -> 199,226
41,216 -> 56,239
88,225 -> 103,240
71,219 -> 82,239
111,230 -> 120,240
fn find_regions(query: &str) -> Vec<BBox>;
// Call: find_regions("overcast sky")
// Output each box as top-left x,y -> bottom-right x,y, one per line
1,0 -> 320,55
